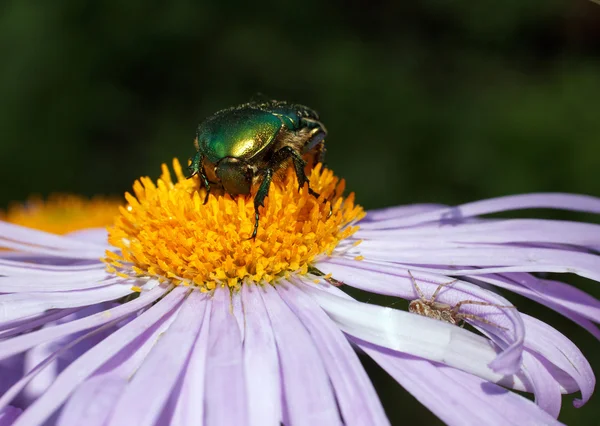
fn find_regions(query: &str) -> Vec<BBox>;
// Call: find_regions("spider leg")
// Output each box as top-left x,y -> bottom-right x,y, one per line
455,313 -> 509,331
407,270 -> 426,300
453,300 -> 516,311
430,278 -> 459,303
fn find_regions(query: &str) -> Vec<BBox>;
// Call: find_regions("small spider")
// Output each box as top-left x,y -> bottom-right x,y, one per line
407,271 -> 515,330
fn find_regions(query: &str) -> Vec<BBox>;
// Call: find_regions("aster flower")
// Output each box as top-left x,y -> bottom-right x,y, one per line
0,159 -> 598,425
0,194 -> 120,236
0,194 -> 121,418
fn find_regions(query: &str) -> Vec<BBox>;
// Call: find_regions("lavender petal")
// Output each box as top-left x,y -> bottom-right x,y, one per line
280,280 -> 389,426
170,298 -> 212,426
203,286 -> 248,426
106,290 -> 207,426
362,203 -> 447,222
521,314 -> 595,407
357,219 -> 600,250
66,228 -> 109,245
0,407 -> 21,426
355,339 -> 562,426
261,283 -> 340,425
0,221 -> 108,252
57,377 -> 127,426
0,285 -> 167,361
354,244 -> 600,282
58,294 -> 184,426
0,276 -> 121,293
0,240 -> 104,260
301,282 -> 529,390
522,351 -> 562,418
328,257 -> 600,339
315,260 -> 525,374
0,285 -> 136,324
359,193 -> 600,229
241,284 -> 281,426
10,287 -> 187,426
0,259 -> 105,275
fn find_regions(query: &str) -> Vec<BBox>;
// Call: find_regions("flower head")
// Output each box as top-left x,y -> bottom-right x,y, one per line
1,194 -> 120,235
0,161 -> 599,426
105,159 -> 363,289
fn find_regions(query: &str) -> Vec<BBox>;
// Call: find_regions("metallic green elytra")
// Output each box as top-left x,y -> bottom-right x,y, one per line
188,100 -> 328,239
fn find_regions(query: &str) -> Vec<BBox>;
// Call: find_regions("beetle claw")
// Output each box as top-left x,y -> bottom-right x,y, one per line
247,212 -> 260,240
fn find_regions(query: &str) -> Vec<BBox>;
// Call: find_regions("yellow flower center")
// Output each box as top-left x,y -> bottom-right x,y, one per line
104,159 -> 364,290
1,195 -> 121,234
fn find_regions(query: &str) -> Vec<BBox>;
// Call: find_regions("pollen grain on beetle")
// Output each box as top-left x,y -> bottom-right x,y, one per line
103,158 -> 364,290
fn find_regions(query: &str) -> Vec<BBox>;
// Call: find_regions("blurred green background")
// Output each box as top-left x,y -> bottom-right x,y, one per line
1,0 -> 599,424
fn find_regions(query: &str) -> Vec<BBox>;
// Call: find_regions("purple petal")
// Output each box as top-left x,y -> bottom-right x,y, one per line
0,407 -> 22,426
232,287 -> 245,340
261,283 -> 340,425
106,290 -> 207,426
521,314 -> 595,407
21,333 -> 59,403
521,351 -> 562,418
342,258 -> 600,326
327,257 -> 598,397
0,285 -> 166,361
57,377 -> 127,426
315,259 -> 525,374
354,339 -> 562,426
357,219 -> 600,250
0,221 -> 108,252
353,243 -> 600,281
468,273 -> 600,338
339,257 -> 600,336
362,203 -> 447,222
0,356 -> 23,401
0,319 -> 122,416
66,228 -> 109,245
203,286 -> 247,425
0,283 -> 142,324
0,252 -> 102,268
0,276 -> 120,293
57,297 -> 184,426
170,298 -> 212,426
241,284 -> 281,426
0,308 -> 81,339
0,258 -> 105,275
279,281 -> 389,426
301,282 -> 528,388
359,193 -> 600,229
9,287 -> 187,425
507,273 -> 600,323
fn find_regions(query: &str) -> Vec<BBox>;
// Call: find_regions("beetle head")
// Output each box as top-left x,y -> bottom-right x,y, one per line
215,157 -> 253,195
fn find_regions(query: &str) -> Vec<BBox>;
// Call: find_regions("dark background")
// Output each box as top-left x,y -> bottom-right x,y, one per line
1,0 -> 599,424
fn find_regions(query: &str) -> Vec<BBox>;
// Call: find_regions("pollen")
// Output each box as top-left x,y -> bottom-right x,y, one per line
1,194 -> 120,234
104,159 -> 365,290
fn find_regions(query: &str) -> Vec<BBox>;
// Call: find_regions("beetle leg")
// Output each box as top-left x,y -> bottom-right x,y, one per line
250,168 -> 274,240
188,152 -> 211,204
285,146 -> 334,218
291,152 -> 316,195
249,144 -> 331,240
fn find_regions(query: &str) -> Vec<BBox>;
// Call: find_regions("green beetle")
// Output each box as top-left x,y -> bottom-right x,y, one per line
189,100 -> 328,239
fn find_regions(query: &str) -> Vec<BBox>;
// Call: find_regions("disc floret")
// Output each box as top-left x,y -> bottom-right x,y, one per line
104,159 -> 364,290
